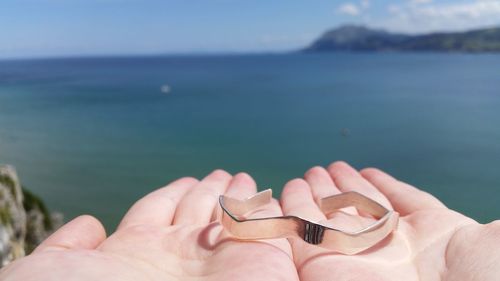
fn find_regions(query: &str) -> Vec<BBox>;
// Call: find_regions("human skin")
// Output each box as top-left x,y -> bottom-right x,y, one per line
0,170 -> 299,281
280,161 -> 500,281
1,163 -> 499,281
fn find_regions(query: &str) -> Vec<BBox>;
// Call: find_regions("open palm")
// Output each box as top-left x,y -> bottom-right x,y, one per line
280,162 -> 497,281
0,170 -> 298,281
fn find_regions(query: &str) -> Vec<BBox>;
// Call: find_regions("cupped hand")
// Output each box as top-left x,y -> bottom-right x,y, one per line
281,161 -> 500,281
0,170 -> 298,281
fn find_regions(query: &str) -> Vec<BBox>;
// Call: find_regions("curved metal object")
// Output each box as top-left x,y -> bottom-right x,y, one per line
219,189 -> 399,255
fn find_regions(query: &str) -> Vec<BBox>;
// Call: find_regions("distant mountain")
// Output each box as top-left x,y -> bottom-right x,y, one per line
304,25 -> 500,52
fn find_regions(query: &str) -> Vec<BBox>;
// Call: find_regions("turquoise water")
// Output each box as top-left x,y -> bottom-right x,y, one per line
0,53 -> 499,229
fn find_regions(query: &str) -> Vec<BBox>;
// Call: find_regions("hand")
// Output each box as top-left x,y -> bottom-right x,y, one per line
0,170 -> 298,281
280,161 -> 500,281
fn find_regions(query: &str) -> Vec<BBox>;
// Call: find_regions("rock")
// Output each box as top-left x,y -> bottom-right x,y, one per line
0,165 -> 62,267
0,166 -> 26,267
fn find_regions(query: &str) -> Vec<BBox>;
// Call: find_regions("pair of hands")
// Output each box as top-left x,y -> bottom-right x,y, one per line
1,161 -> 499,281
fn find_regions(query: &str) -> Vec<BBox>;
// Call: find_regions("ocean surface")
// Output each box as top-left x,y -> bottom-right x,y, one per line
0,53 -> 499,229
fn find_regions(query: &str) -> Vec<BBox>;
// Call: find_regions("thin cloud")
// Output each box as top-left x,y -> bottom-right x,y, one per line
337,3 -> 361,16
378,0 -> 500,33
410,0 -> 433,4
337,1 -> 371,16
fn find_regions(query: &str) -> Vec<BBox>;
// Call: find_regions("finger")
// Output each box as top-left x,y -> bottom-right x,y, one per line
216,174 -> 293,258
305,166 -> 358,216
361,167 -> 446,216
224,172 -> 257,200
280,178 -> 325,222
174,169 -> 232,225
224,173 -> 283,218
117,177 -> 198,230
34,215 -> 106,253
220,173 -> 262,220
280,178 -> 366,261
305,166 -> 341,202
328,161 -> 392,210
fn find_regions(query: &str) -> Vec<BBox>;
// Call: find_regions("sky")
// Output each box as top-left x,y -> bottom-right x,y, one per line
1,0 -> 500,58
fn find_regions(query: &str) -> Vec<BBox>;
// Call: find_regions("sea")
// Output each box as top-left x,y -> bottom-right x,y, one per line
0,53 -> 499,230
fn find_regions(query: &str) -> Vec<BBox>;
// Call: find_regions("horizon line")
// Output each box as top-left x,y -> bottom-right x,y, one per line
0,49 -> 300,62
2,24 -> 500,62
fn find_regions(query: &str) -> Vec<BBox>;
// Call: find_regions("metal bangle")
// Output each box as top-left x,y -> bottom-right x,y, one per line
219,189 -> 399,255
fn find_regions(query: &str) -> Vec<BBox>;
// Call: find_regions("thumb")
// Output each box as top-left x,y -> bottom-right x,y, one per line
34,215 -> 106,253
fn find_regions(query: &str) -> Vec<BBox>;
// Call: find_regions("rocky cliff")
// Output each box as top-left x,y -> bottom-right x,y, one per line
0,165 -> 62,267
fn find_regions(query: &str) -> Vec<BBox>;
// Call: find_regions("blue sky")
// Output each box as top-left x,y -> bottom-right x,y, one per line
1,0 -> 500,58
